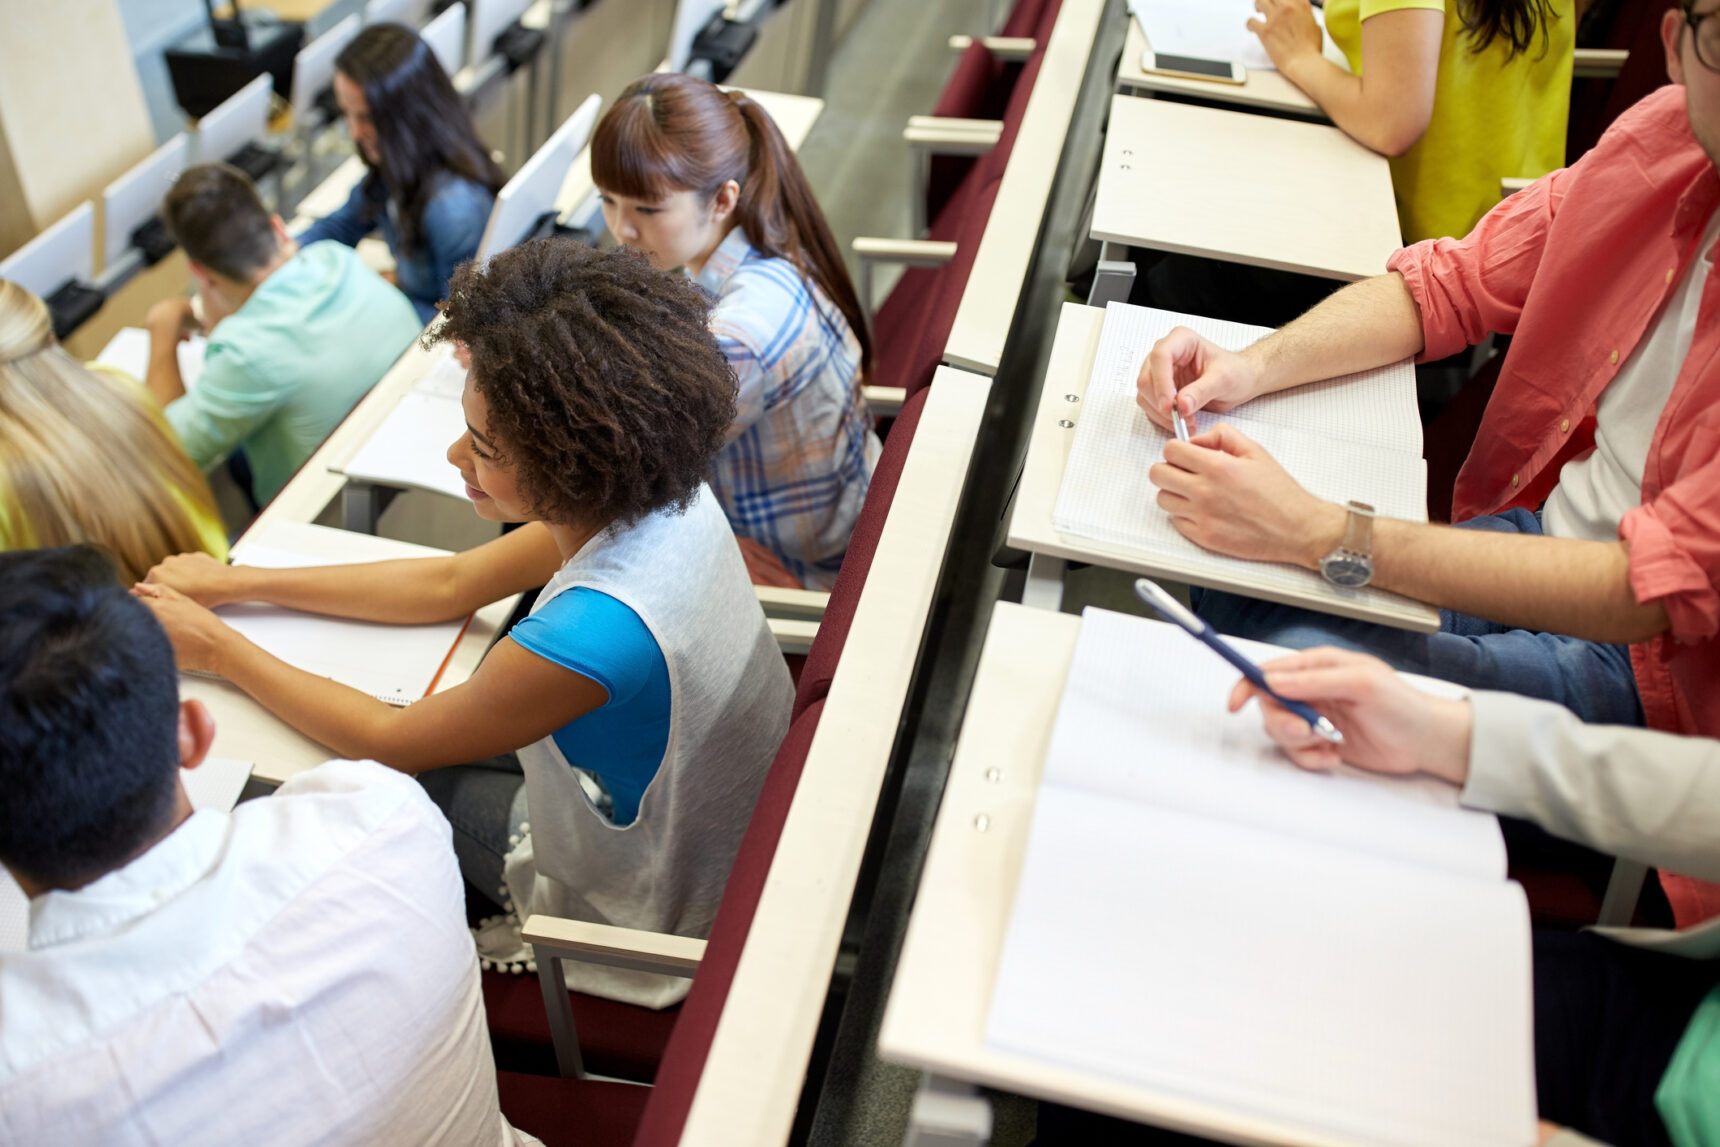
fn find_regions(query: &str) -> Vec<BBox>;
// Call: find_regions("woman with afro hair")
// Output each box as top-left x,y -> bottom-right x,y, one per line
135,240 -> 793,1006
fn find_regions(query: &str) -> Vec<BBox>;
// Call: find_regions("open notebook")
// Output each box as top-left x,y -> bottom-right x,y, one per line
0,758 -> 253,951
1053,302 -> 1439,631
987,607 -> 1535,1147
95,327 -> 208,391
212,520 -> 474,706
337,346 -> 471,501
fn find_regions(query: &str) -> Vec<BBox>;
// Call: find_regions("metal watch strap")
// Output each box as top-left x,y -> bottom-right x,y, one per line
1339,501 -> 1375,555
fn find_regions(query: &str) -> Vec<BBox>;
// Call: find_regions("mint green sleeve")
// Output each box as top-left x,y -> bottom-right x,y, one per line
162,343 -> 283,469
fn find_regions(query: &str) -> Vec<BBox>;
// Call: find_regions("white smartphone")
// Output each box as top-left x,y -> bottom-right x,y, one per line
1141,50 -> 1246,85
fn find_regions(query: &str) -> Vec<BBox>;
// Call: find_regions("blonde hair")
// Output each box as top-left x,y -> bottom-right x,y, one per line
0,279 -> 223,583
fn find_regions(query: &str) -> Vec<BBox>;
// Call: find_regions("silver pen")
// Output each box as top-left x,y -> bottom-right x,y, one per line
1171,406 -> 1192,442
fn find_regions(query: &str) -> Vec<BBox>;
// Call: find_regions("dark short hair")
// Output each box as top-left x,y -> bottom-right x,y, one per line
0,546 -> 183,886
163,163 -> 279,280
429,240 -> 737,527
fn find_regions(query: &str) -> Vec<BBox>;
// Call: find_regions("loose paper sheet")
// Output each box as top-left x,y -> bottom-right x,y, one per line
1127,0 -> 1326,71
96,327 -> 208,392
339,347 -> 470,500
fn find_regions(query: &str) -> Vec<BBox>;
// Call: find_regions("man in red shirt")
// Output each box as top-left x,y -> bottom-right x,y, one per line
1140,1 -> 1720,754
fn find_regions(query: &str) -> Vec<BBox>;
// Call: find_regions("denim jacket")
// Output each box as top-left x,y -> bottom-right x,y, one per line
298,169 -> 494,323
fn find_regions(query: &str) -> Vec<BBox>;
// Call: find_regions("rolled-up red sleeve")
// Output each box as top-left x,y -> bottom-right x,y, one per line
1620,449 -> 1720,642
1387,166 -> 1570,363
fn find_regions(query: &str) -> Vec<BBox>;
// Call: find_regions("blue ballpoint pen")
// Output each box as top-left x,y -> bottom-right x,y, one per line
1132,578 -> 1344,745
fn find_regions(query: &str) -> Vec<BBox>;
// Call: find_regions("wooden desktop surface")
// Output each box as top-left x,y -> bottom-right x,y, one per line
1008,303 -> 1439,631
1115,17 -> 1347,119
1091,93 -> 1400,283
879,601 -> 1360,1146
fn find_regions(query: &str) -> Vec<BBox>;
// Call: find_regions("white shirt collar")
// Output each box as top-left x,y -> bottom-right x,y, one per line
28,810 -> 228,950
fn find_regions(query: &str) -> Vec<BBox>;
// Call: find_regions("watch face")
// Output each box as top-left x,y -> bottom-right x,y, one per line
1322,556 -> 1372,588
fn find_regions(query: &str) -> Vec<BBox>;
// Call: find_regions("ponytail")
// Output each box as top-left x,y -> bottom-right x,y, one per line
1458,0 -> 1558,57
727,92 -> 872,378
591,74 -> 873,378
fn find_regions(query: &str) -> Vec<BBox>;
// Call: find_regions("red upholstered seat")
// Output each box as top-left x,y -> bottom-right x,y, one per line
482,968 -> 681,1082
632,697 -> 828,1146
794,388 -> 932,717
495,1072 -> 652,1147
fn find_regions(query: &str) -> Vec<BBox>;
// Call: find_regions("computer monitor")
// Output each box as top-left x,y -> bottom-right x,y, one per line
468,0 -> 533,71
192,73 -> 274,166
290,14 -> 362,122
669,0 -> 727,71
1,204 -> 96,299
475,94 -> 601,261
364,0 -> 431,27
102,134 -> 190,269
422,2 -> 468,77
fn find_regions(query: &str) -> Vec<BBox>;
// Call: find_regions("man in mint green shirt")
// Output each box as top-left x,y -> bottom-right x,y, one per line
144,163 -> 422,505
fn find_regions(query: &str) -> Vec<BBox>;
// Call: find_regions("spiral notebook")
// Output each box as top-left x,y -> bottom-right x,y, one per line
208,521 -> 474,707
0,757 -> 253,951
1052,302 -> 1440,631
986,608 -> 1535,1147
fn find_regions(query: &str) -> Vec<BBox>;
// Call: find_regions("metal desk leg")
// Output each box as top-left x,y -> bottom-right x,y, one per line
1088,240 -> 1136,306
1597,859 -> 1650,927
1023,552 -> 1067,612
343,480 -> 382,534
903,1074 -> 993,1147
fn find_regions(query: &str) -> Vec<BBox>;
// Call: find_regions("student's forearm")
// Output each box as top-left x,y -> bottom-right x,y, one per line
1244,273 -> 1426,396
225,557 -> 471,623
1293,510 -> 1670,643
146,343 -> 187,406
1278,57 -> 1422,156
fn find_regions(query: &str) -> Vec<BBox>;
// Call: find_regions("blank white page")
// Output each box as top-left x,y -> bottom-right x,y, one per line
1049,608 -> 1506,881
220,526 -> 472,706
95,328 -> 208,392
339,391 -> 469,500
1054,303 -> 1425,616
0,758 -> 253,951
987,790 -> 1536,1147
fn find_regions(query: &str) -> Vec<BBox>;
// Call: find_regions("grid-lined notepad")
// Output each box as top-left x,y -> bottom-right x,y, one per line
987,608 -> 1535,1147
1053,303 -> 1439,630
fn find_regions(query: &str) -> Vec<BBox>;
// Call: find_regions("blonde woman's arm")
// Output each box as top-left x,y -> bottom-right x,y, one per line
145,521 -> 565,625
1251,0 -> 1444,157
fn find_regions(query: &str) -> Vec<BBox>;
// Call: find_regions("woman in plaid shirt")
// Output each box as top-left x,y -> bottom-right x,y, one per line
591,74 -> 879,590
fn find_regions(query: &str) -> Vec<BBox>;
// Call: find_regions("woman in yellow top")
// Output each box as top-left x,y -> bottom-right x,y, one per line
0,280 -> 227,582
1251,0 -> 1574,242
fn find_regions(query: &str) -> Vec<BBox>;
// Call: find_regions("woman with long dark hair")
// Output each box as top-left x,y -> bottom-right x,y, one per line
299,23 -> 505,321
1249,0 -> 1573,241
589,73 -> 878,590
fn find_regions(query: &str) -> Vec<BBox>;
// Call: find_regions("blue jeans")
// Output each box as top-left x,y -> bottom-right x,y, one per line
418,754 -> 530,907
1194,509 -> 1644,726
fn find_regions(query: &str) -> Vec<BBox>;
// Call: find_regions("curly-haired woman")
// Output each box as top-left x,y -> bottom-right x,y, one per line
135,240 -> 794,1006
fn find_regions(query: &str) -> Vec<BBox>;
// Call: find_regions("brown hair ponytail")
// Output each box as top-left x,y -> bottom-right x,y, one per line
1458,0 -> 1558,57
591,74 -> 872,377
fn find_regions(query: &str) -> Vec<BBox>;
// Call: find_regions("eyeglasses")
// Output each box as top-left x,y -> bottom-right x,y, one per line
1686,4 -> 1720,73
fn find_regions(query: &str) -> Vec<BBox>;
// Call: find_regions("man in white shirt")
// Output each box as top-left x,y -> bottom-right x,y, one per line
0,546 -> 537,1147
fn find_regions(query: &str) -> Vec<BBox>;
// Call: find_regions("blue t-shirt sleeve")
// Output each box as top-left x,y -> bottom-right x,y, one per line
509,587 -> 662,706
295,180 -> 375,248
421,177 -> 493,299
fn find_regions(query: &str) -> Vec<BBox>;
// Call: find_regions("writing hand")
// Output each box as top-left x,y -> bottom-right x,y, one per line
1247,0 -> 1323,72
145,297 -> 198,345
1135,327 -> 1263,434
145,552 -> 245,608
1227,646 -> 1472,783
1148,423 -> 1343,566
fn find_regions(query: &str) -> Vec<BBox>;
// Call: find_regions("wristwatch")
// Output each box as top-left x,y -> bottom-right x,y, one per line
1319,501 -> 1375,588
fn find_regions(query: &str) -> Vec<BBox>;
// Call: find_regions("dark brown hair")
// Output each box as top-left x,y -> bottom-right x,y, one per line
429,240 -> 736,528
589,73 -> 872,377
162,163 -> 278,280
1458,0 -> 1559,56
336,23 -> 506,255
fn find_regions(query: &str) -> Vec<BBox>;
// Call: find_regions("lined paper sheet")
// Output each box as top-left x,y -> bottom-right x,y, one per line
984,607 -> 1536,1147
339,346 -> 469,499
218,523 -> 472,706
1053,303 -> 1429,622
0,758 -> 253,951
1050,609 -> 1505,880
